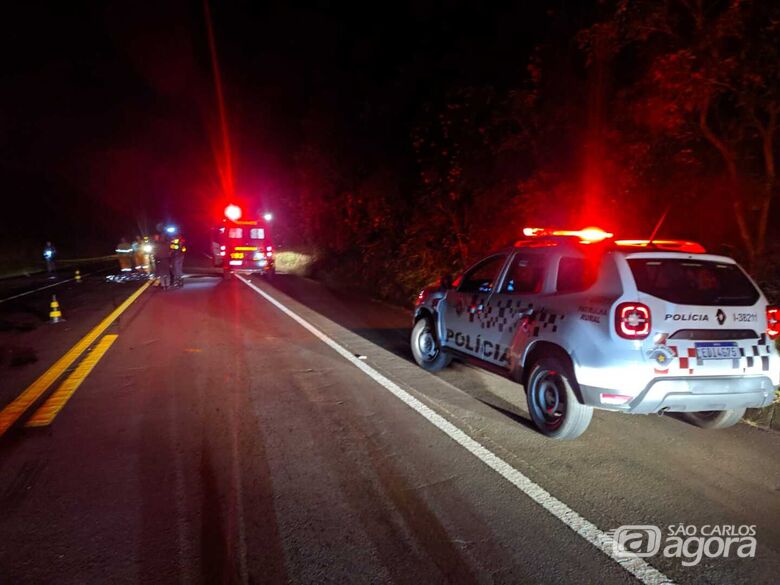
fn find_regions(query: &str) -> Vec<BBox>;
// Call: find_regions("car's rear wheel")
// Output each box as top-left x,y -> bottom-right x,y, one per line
683,408 -> 745,429
411,318 -> 451,372
525,357 -> 593,440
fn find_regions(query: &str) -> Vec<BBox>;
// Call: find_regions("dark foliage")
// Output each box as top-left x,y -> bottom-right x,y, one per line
283,0 -> 780,303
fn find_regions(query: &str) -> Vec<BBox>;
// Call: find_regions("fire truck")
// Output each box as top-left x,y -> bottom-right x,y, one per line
212,204 -> 275,277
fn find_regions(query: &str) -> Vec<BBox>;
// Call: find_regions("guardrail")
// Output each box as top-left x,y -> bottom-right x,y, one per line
58,255 -> 118,265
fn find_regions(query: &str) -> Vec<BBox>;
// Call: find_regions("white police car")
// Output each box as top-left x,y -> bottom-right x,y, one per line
411,227 -> 779,439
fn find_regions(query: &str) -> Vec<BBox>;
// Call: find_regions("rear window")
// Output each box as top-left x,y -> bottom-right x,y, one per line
627,259 -> 759,306
250,228 -> 265,239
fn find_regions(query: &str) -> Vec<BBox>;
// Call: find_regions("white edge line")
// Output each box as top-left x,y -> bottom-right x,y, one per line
235,275 -> 676,585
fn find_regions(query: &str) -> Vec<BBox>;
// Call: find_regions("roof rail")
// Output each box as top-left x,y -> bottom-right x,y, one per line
614,240 -> 706,253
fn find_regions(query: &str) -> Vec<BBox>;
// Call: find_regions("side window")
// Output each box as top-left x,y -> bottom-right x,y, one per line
557,257 -> 598,293
502,254 -> 546,294
458,255 -> 507,294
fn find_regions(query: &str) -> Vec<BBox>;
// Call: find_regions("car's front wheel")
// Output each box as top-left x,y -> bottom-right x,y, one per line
411,318 -> 452,372
683,408 -> 745,429
525,356 -> 593,440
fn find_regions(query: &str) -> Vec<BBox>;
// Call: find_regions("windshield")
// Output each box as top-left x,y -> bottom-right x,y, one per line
628,258 -> 759,306
227,227 -> 267,243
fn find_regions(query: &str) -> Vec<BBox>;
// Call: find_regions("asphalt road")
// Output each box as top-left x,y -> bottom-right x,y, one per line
0,260 -> 114,304
0,259 -> 778,584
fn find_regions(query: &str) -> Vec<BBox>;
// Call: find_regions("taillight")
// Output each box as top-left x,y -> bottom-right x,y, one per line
767,306 -> 780,340
615,302 -> 651,339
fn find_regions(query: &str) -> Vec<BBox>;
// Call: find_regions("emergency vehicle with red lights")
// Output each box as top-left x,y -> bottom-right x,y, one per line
411,227 -> 779,439
211,204 -> 275,277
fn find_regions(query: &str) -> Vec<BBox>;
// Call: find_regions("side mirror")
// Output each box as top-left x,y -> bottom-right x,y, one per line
440,273 -> 453,290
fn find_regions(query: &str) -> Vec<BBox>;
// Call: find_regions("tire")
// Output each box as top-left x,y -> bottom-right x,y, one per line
525,356 -> 593,440
683,408 -> 745,429
410,318 -> 452,372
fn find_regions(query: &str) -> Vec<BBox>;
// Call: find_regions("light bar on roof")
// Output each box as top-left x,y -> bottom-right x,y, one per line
615,240 -> 706,253
522,226 -> 614,243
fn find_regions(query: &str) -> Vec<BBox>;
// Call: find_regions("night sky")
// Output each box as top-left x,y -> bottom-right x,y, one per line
1,1 -> 578,257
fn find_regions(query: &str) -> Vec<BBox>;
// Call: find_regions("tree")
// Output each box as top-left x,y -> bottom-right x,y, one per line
580,0 -> 780,271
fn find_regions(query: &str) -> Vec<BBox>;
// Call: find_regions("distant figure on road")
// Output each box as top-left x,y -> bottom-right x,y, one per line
170,236 -> 187,287
153,234 -> 171,290
133,236 -> 147,273
43,242 -> 56,275
116,237 -> 133,272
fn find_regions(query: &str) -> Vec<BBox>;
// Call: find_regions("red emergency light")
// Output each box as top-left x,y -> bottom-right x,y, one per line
521,227 -> 706,253
224,204 -> 242,221
522,226 -> 614,243
614,240 -> 706,253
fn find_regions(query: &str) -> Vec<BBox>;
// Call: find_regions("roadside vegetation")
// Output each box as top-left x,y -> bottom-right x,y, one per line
280,1 -> 779,305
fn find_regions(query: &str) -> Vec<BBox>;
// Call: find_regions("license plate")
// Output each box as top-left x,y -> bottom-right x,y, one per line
695,342 -> 740,360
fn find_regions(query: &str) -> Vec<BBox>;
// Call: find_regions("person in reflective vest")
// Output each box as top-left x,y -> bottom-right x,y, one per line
170,236 -> 187,287
116,237 -> 134,272
43,242 -> 56,275
153,234 -> 171,289
133,236 -> 147,272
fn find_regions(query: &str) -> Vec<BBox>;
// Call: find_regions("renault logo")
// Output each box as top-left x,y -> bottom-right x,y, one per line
716,308 -> 726,325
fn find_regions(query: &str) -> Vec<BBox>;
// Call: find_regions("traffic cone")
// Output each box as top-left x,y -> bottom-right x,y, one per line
49,295 -> 62,323
74,269 -> 82,284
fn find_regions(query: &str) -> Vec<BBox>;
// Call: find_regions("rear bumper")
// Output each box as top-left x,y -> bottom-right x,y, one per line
581,375 -> 776,414
225,261 -> 274,274
226,268 -> 273,275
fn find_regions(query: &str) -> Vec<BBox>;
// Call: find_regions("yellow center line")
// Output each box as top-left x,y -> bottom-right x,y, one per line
26,335 -> 119,427
0,280 -> 152,437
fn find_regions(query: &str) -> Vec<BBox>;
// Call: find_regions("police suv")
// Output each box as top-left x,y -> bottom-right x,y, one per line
411,227 -> 779,439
